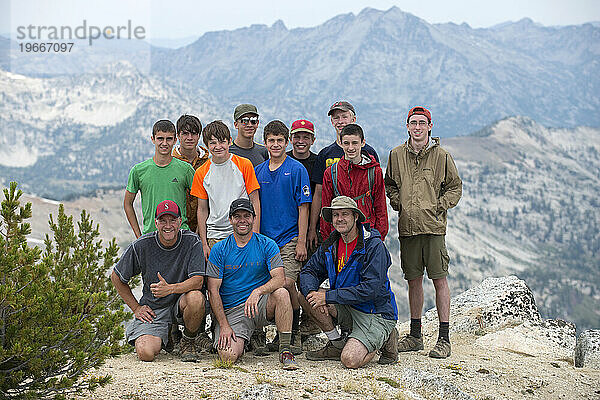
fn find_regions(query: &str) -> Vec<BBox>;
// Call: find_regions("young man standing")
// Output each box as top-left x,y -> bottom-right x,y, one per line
299,196 -> 398,368
112,200 -> 206,362
307,101 -> 379,250
255,120 -> 311,353
229,104 -> 269,166
287,119 -> 318,203
207,199 -> 299,370
124,120 -> 195,238
320,123 -> 388,241
385,106 -> 462,359
191,121 -> 261,261
173,114 -> 210,234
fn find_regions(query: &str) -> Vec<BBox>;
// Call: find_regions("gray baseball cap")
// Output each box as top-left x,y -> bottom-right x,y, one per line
321,196 -> 366,224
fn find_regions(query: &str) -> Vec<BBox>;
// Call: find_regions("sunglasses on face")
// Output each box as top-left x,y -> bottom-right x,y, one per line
239,117 -> 259,125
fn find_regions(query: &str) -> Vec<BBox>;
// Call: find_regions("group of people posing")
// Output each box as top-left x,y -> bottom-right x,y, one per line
111,101 -> 463,371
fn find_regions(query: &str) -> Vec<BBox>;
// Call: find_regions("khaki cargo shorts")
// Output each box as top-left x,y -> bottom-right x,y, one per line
399,234 -> 449,281
279,236 -> 302,281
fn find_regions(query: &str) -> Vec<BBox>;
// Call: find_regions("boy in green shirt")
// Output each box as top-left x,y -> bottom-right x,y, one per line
124,120 -> 195,238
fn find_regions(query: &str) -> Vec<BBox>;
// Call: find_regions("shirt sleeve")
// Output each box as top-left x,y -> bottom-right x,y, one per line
125,165 -> 139,194
312,151 -> 325,185
237,156 -> 261,194
295,164 -> 312,205
264,238 -> 283,271
190,164 -> 209,199
113,242 -> 140,283
186,236 -> 206,277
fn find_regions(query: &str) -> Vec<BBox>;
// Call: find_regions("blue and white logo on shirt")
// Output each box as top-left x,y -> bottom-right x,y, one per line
303,185 -> 310,197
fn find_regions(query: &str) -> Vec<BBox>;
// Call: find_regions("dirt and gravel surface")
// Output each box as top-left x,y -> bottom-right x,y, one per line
72,332 -> 600,400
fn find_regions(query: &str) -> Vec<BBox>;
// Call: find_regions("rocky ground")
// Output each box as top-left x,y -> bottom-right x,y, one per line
72,327 -> 599,400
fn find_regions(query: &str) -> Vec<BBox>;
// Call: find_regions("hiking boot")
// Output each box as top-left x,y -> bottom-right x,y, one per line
306,341 -> 343,361
291,332 -> 303,355
195,331 -> 213,354
250,330 -> 268,356
279,350 -> 299,370
429,338 -> 451,359
378,327 -> 398,364
179,335 -> 199,362
398,334 -> 424,352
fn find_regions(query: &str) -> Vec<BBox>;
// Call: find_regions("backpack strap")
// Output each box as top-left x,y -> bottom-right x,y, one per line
331,162 -> 341,197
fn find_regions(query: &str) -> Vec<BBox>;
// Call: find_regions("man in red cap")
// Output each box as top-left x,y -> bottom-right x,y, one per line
385,106 -> 462,359
112,200 -> 207,363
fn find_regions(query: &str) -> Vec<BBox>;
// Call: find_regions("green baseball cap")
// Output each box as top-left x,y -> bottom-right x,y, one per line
234,104 -> 259,121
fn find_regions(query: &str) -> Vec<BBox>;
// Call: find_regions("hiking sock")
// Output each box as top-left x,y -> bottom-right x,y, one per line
410,318 -> 422,338
292,308 -> 301,333
439,322 -> 450,342
325,328 -> 341,342
183,327 -> 198,338
278,331 -> 292,353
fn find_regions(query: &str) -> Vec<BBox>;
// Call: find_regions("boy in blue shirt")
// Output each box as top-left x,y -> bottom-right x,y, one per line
255,120 -> 311,353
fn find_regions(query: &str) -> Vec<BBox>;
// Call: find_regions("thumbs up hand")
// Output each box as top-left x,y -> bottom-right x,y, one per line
150,272 -> 172,298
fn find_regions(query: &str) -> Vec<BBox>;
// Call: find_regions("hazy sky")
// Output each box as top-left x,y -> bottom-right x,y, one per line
2,0 -> 599,39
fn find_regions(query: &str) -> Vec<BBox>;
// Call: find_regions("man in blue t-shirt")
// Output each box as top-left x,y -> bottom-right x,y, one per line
255,120 -> 311,353
307,101 -> 379,250
207,198 -> 299,370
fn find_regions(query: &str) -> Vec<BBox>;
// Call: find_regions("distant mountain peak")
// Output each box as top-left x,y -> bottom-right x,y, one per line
271,19 -> 287,31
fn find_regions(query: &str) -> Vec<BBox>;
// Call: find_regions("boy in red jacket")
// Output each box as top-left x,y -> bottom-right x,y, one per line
320,124 -> 388,241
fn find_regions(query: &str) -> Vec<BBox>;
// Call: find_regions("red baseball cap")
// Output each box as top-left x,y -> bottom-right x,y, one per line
290,119 -> 315,135
407,106 -> 432,123
155,200 -> 181,219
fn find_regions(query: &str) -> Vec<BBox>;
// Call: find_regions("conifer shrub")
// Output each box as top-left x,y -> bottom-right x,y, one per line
0,182 -> 131,399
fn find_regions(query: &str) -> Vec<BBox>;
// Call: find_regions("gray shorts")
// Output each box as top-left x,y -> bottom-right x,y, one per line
125,293 -> 209,347
125,296 -> 183,347
213,294 -> 272,347
335,304 -> 397,353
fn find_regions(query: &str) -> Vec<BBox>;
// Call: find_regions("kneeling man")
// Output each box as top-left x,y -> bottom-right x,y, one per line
112,200 -> 206,362
207,198 -> 299,370
299,196 -> 398,368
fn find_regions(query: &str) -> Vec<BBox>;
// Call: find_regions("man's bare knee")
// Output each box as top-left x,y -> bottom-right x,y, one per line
218,347 -> 241,363
135,336 -> 160,362
273,287 -> 291,306
182,290 -> 205,311
136,347 -> 156,362
340,352 -> 362,369
432,277 -> 448,290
